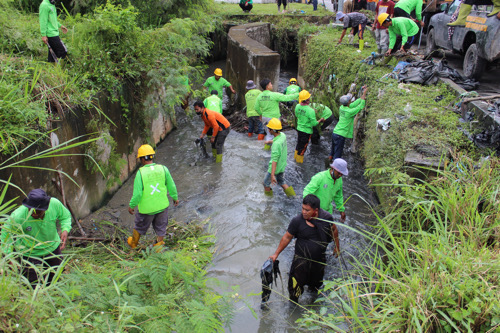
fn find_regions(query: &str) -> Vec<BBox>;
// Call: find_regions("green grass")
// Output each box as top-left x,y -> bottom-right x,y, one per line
212,2 -> 333,16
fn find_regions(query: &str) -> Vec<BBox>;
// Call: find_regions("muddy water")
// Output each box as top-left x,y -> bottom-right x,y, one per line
87,62 -> 378,332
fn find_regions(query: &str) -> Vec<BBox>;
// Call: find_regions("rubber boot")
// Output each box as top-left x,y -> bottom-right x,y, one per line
153,240 -> 165,253
264,189 -> 273,196
294,150 -> 298,160
264,144 -> 271,151
257,134 -> 265,140
448,4 -> 471,26
284,186 -> 296,197
248,133 -> 253,137
127,229 -> 140,249
216,154 -> 223,163
359,39 -> 364,51
212,148 -> 217,157
488,3 -> 500,16
382,55 -> 393,65
295,154 -> 304,163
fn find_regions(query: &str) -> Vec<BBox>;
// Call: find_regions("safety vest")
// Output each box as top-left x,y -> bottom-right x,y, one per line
137,165 -> 168,214
285,85 -> 300,95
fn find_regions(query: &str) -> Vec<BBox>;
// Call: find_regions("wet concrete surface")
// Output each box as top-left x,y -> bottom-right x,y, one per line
81,62 -> 379,332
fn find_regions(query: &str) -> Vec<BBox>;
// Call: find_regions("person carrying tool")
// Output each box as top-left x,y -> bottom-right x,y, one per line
393,0 -> 424,26
330,86 -> 367,160
194,101 -> 231,163
204,90 -> 223,114
263,118 -> 296,197
311,103 -> 334,145
269,194 -> 340,303
378,15 -> 419,55
128,145 -> 178,250
372,0 -> 395,54
303,158 -> 348,223
39,0 -> 68,63
1,189 -> 72,285
254,78 -> 299,150
294,90 -> 325,163
245,80 -> 265,140
336,11 -> 369,50
203,68 -> 236,100
240,0 -> 253,12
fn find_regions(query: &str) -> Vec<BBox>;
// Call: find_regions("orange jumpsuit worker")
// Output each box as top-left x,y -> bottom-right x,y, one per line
194,101 -> 231,163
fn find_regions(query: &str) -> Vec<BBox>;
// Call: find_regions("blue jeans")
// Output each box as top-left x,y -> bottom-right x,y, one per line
312,0 -> 318,10
248,116 -> 265,134
330,133 -> 346,159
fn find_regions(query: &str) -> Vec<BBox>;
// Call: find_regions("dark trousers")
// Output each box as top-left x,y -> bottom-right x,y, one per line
248,116 -> 265,134
22,246 -> 62,285
312,0 -> 318,10
311,115 -> 334,144
393,7 -> 411,18
278,0 -> 287,9
330,133 -> 346,159
212,127 -> 230,154
288,256 -> 325,302
296,130 -> 311,156
47,36 -> 67,62
239,3 -> 253,11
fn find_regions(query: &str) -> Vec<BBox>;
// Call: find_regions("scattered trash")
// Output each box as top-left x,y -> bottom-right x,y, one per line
434,95 -> 444,102
377,88 -> 385,99
361,52 -> 384,65
404,103 -> 412,113
376,118 -> 391,131
260,259 -> 282,307
328,74 -> 336,82
398,59 -> 479,90
398,83 -> 411,93
393,61 -> 410,72
486,99 -> 500,113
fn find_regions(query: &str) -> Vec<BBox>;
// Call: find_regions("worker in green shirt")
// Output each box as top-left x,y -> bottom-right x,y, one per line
330,86 -> 367,160
203,68 -> 236,100
311,103 -> 334,145
128,145 -> 179,250
263,118 -> 296,197
294,90 -> 325,163
204,90 -> 223,114
303,158 -> 348,222
393,0 -> 424,26
240,0 -> 253,12
245,80 -> 265,139
378,15 -> 419,56
39,0 -> 68,62
283,78 -> 301,107
1,189 -> 72,285
255,78 -> 299,149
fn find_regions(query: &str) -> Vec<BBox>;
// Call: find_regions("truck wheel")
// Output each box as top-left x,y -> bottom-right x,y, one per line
463,43 -> 487,79
425,28 -> 437,57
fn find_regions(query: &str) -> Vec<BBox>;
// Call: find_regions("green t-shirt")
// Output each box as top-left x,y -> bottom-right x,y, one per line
268,132 -> 288,174
333,99 -> 365,138
240,0 -> 253,4
203,76 -> 232,99
1,198 -> 72,257
295,103 -> 319,134
303,170 -> 344,214
312,103 -> 333,120
245,89 -> 261,117
204,95 -> 223,114
394,0 -> 423,21
129,163 -> 178,214
285,84 -> 301,95
39,0 -> 62,37
255,90 -> 299,119
388,17 -> 420,49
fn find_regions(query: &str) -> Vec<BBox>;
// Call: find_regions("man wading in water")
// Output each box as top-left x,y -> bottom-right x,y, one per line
269,194 -> 340,303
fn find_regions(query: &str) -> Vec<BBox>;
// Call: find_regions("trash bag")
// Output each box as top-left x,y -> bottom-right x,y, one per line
260,259 -> 281,305
398,59 -> 479,90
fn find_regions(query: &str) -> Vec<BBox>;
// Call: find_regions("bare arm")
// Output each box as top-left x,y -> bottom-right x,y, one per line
338,28 -> 347,44
271,161 -> 278,185
331,224 -> 340,257
269,231 -> 293,261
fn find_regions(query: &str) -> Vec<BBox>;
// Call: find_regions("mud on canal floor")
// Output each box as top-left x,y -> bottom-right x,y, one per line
80,107 -> 379,332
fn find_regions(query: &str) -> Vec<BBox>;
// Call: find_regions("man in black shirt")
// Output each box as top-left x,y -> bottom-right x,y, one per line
269,194 -> 340,303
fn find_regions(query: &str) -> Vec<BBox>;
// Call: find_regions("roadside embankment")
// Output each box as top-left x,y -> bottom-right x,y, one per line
297,27 -> 499,331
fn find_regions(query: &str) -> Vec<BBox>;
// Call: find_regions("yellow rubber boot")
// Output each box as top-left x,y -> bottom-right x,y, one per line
359,39 -> 364,51
295,154 -> 304,164
488,3 -> 500,16
153,240 -> 165,253
264,144 -> 271,151
284,186 -> 296,197
264,189 -> 273,196
294,150 -> 298,160
215,154 -> 223,163
448,4 -> 472,26
127,229 -> 141,249
212,148 -> 217,157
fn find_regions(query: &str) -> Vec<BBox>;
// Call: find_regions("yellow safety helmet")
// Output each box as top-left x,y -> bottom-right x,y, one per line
267,118 -> 282,130
214,68 -> 223,76
378,13 -> 390,26
137,144 -> 155,158
299,90 -> 311,103
289,78 -> 297,84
